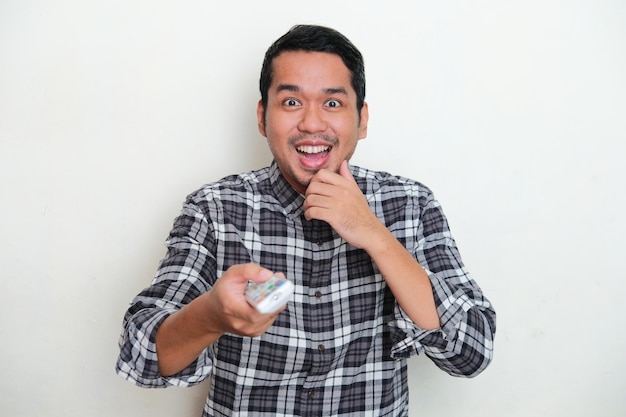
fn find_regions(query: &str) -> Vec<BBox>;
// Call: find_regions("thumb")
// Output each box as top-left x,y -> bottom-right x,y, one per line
339,160 -> 355,182
230,263 -> 274,284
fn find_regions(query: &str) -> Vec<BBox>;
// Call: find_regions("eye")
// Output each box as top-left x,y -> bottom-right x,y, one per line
325,99 -> 341,108
283,98 -> 301,107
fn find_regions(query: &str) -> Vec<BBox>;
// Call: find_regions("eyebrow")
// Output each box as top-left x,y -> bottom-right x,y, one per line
275,84 -> 348,96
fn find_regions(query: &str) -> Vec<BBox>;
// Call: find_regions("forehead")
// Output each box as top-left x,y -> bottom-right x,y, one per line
269,51 -> 353,94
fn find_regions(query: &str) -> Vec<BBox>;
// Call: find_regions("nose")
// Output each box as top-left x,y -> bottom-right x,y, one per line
297,106 -> 327,133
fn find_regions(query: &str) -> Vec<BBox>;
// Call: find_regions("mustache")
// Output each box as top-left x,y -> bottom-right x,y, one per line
288,134 -> 339,147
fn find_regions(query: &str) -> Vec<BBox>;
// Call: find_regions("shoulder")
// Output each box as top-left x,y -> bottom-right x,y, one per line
351,164 -> 435,203
185,166 -> 273,206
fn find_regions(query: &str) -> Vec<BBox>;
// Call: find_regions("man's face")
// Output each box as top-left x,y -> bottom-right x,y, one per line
257,51 -> 369,194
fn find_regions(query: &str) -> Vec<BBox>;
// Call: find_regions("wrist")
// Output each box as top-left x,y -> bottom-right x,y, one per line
194,290 -> 227,338
360,223 -> 397,255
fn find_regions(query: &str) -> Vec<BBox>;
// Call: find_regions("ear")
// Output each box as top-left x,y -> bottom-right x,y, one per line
358,102 -> 369,140
257,100 -> 267,137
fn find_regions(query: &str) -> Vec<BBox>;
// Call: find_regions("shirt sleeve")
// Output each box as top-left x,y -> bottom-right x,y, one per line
115,199 -> 218,387
388,190 -> 497,378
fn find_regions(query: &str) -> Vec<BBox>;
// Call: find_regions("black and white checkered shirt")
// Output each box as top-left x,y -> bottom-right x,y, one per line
117,161 -> 496,416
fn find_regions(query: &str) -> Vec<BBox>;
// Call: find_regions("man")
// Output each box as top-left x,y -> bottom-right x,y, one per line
117,24 -> 496,416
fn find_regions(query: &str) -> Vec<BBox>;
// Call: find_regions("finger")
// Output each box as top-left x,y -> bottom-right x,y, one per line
304,192 -> 333,210
310,167 -> 343,185
309,163 -> 356,192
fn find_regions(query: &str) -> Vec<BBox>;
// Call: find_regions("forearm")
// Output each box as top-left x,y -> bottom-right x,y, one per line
155,263 -> 282,377
364,225 -> 440,330
155,294 -> 223,377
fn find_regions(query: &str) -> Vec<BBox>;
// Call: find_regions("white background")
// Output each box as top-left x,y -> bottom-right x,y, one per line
1,1 -> 625,416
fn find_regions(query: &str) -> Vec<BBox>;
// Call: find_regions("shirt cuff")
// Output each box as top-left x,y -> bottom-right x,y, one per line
389,306 -> 448,359
116,307 -> 213,388
388,275 -> 474,359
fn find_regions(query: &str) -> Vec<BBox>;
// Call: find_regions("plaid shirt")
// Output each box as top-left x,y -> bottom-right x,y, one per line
116,162 -> 496,416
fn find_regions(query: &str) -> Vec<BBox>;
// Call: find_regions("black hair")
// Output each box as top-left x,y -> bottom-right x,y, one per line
259,24 -> 366,113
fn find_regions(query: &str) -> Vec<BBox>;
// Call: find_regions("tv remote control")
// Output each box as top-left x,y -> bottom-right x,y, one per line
245,275 -> 294,314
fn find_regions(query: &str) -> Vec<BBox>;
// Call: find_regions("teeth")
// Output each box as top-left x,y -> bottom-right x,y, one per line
296,145 -> 330,154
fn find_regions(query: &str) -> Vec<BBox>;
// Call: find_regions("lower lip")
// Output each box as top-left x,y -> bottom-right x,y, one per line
297,150 -> 331,170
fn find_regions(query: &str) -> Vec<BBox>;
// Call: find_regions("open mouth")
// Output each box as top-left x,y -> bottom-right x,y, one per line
296,145 -> 331,158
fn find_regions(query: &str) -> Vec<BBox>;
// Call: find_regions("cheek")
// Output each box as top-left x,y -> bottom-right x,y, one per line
265,113 -> 294,138
332,120 -> 361,142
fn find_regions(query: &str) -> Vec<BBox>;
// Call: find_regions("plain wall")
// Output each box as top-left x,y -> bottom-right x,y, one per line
1,1 -> 625,416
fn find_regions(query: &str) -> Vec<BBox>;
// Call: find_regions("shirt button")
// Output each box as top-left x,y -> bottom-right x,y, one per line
315,291 -> 322,298
316,239 -> 323,246
318,344 -> 325,352
307,390 -> 315,399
